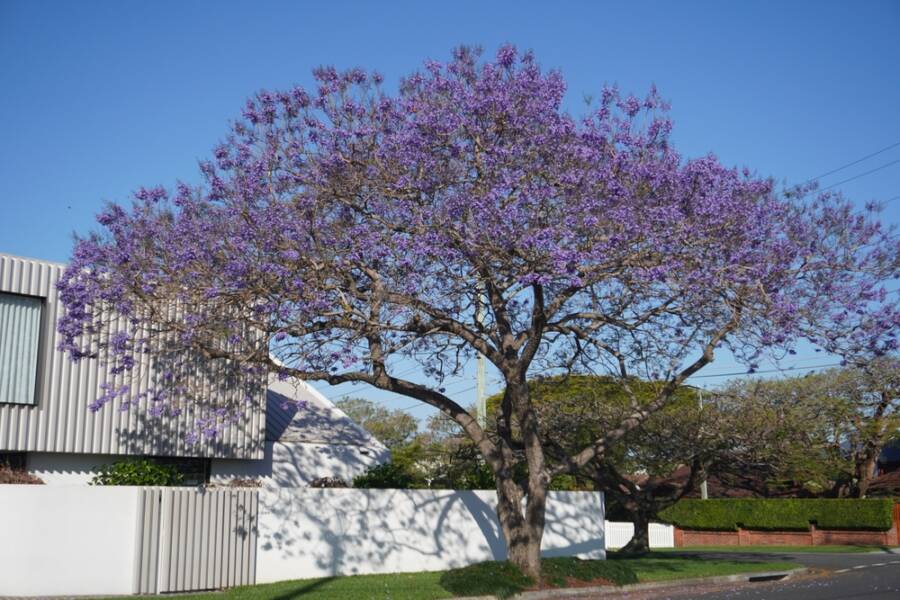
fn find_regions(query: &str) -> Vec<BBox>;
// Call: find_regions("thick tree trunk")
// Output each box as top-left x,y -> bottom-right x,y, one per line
494,470 -> 546,579
493,378 -> 549,580
854,452 -> 878,498
620,507 -> 652,555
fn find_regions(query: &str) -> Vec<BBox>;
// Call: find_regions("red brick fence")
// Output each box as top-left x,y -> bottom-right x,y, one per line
674,502 -> 900,547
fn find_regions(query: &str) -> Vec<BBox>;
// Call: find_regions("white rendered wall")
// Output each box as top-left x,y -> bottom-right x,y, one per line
210,440 -> 389,487
0,485 -> 140,596
256,488 -> 605,582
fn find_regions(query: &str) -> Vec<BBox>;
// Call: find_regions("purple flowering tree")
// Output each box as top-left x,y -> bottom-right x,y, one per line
57,46 -> 898,574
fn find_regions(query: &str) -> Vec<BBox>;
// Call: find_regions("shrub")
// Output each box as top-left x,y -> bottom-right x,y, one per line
659,498 -> 895,531
90,458 -> 183,486
352,462 -> 415,489
309,476 -> 348,488
0,464 -> 43,484
440,560 -> 534,598
439,558 -> 637,598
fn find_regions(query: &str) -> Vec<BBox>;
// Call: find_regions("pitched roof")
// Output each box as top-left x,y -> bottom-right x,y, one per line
265,377 -> 387,449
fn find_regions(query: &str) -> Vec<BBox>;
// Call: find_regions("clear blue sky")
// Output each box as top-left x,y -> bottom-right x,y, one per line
2,0 -> 898,418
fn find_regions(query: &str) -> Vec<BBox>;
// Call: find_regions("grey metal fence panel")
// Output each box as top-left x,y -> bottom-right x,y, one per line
134,487 -> 258,594
0,253 -> 265,459
133,488 -> 163,594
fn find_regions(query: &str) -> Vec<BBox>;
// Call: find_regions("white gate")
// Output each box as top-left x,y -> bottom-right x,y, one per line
133,487 -> 259,593
604,520 -> 674,549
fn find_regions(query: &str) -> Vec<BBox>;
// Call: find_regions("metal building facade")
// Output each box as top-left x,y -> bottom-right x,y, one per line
0,253 -> 265,459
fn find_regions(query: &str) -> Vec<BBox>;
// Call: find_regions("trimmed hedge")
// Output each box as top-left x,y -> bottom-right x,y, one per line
658,498 -> 896,532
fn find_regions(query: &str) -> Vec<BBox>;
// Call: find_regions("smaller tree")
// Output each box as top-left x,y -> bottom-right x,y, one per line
721,360 -> 900,498
335,397 -> 419,449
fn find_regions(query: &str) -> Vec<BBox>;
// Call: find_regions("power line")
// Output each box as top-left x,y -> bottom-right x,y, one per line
805,141 -> 900,183
819,158 -> 900,192
686,362 -> 842,380
396,377 -> 505,413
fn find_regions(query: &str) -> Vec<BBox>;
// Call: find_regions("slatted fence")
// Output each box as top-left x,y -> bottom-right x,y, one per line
133,487 -> 259,593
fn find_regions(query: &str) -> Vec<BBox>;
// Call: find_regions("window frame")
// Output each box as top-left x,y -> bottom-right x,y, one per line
0,291 -> 45,406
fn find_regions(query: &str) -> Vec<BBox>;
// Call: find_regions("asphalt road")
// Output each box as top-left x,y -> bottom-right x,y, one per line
565,550 -> 900,600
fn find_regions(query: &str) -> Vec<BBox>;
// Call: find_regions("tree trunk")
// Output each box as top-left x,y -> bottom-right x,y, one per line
620,507 -> 652,555
494,470 -> 546,579
854,451 -> 878,498
493,377 -> 549,580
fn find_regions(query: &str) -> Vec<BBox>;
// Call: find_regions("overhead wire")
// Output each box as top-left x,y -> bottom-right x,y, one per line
819,158 -> 900,191
804,141 -> 900,184
686,362 -> 842,380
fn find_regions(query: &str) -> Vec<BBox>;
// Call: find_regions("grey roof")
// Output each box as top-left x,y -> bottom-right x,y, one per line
265,377 -> 386,448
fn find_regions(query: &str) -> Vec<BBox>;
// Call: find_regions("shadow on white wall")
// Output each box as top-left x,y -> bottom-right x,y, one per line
255,488 -> 605,582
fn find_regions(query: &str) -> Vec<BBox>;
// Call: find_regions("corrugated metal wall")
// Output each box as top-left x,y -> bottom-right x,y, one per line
0,253 -> 265,458
133,487 -> 258,593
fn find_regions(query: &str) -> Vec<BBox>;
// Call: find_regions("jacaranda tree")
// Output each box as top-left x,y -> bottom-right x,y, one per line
57,46 -> 898,575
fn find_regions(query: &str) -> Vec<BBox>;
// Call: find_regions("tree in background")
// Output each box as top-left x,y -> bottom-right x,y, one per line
347,400 -> 497,490
721,360 -> 900,498
56,46 -> 898,576
335,397 -> 418,449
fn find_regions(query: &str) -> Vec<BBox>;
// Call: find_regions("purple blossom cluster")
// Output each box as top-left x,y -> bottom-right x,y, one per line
56,45 -> 899,444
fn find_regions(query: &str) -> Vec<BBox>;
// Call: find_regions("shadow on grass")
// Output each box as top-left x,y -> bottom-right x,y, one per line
266,576 -> 337,600
439,561 -> 533,599
605,550 -> 798,583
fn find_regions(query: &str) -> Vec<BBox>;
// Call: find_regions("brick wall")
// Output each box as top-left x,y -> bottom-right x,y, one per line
674,503 -> 900,547
677,526 -> 897,547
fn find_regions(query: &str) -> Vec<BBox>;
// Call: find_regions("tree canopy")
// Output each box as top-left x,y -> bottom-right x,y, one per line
720,359 -> 900,498
334,397 -> 418,449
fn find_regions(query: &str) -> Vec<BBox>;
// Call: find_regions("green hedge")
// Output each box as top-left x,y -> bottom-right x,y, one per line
658,499 -> 896,532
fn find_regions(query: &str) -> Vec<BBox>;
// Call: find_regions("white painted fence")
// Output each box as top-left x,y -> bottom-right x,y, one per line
0,486 -> 141,596
604,520 -> 675,549
0,485 -> 606,596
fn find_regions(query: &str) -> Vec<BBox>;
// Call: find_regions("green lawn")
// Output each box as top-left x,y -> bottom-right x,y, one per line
662,544 -> 897,554
168,572 -> 453,600
612,554 -> 797,582
156,554 -> 798,600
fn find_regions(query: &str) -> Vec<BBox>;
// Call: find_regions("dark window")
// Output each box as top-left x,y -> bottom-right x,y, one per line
0,292 -> 43,405
151,456 -> 211,486
0,451 -> 27,470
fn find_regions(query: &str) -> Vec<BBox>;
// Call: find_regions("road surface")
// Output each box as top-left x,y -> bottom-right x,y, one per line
564,550 -> 900,599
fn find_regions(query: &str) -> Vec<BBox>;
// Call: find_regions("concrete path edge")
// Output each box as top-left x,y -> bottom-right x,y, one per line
457,567 -> 808,600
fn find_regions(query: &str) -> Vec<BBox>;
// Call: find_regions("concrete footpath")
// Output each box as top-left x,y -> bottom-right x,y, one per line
457,567 -> 806,600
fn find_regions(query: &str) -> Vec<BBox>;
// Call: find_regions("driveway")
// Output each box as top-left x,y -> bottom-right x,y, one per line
562,550 -> 900,600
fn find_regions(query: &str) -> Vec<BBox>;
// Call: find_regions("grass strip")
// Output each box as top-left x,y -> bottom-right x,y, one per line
130,554 -> 797,599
